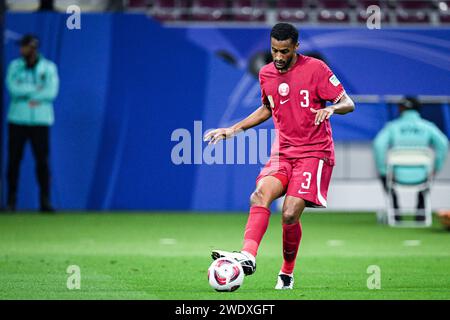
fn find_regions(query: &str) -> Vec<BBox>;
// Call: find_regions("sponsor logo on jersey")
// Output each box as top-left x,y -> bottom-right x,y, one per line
278,83 -> 290,96
329,75 -> 340,87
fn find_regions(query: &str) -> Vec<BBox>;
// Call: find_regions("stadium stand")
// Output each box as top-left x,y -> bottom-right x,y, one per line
6,1 -> 450,25
125,0 -> 450,25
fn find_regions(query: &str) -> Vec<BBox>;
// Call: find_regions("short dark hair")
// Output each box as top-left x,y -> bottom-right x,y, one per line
19,34 -> 39,48
270,23 -> 298,44
399,96 -> 421,111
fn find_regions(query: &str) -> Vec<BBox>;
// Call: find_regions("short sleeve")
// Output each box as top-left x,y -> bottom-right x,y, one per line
259,70 -> 269,106
316,61 -> 345,103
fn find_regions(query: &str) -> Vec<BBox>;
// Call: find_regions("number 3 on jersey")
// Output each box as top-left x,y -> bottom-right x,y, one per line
300,90 -> 309,108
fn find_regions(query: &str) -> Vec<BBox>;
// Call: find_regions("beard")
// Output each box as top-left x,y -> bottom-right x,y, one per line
274,55 -> 294,71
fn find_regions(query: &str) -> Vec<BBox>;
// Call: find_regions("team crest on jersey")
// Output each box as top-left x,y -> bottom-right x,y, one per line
329,74 -> 340,87
278,83 -> 290,96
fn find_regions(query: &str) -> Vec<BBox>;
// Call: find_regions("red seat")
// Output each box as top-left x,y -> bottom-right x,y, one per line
234,10 -> 266,22
154,0 -> 177,8
276,0 -> 307,8
396,10 -> 430,23
188,0 -> 233,21
277,9 -> 309,22
193,0 -> 227,8
396,0 -> 434,9
317,9 -> 350,23
128,0 -> 148,8
439,12 -> 450,23
191,11 -> 231,21
191,0 -> 229,21
276,0 -> 309,22
152,11 -> 179,22
316,0 -> 351,9
232,0 -> 267,22
151,0 -> 192,21
356,0 -> 383,7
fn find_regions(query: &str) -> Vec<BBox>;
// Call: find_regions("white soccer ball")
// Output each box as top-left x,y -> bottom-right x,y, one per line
208,257 -> 244,292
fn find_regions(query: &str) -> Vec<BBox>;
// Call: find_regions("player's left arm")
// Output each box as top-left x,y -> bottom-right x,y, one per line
310,93 -> 355,126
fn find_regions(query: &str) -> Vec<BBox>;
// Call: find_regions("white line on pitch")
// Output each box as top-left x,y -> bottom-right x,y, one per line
159,238 -> 177,245
326,240 -> 344,247
403,240 -> 421,247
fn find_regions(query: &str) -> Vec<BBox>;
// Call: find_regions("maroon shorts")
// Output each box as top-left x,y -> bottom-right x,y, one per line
256,156 -> 334,208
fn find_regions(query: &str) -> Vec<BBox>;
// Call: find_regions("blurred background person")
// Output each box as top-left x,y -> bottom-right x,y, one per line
373,96 -> 449,221
0,0 -> 450,301
4,34 -> 59,212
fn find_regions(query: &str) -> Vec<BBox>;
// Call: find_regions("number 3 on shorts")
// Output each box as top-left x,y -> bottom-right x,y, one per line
301,172 -> 312,189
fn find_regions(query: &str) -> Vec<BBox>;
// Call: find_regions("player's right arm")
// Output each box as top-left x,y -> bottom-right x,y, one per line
204,105 -> 272,145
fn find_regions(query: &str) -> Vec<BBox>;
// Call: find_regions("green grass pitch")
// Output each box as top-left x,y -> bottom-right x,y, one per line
0,211 -> 449,300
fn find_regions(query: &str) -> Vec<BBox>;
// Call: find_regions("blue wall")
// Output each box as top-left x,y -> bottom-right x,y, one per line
3,12 -> 450,211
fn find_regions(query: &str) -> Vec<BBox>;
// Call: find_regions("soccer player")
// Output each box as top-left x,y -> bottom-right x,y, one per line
204,23 -> 355,289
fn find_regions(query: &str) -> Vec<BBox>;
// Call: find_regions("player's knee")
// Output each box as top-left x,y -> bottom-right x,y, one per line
250,189 -> 269,207
282,206 -> 301,224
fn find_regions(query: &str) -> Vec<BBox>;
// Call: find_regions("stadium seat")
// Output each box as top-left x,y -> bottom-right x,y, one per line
276,0 -> 308,8
151,0 -> 192,21
151,11 -> 179,21
127,0 -> 450,25
232,0 -> 267,22
317,9 -> 350,23
316,0 -> 351,9
315,0 -> 350,23
193,0 -> 226,7
396,9 -> 430,23
155,0 -> 177,8
395,0 -> 434,9
276,0 -> 309,22
277,9 -> 309,22
440,11 -> 450,23
382,147 -> 435,227
191,0 -> 230,21
356,0 -> 383,6
127,0 -> 149,8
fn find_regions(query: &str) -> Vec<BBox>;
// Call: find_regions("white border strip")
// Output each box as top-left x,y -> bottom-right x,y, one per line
317,159 -> 327,207
332,90 -> 346,104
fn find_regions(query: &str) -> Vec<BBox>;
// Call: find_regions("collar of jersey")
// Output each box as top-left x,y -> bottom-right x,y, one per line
401,110 -> 420,119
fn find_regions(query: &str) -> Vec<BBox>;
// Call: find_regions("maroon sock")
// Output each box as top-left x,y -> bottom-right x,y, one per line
281,222 -> 302,274
241,206 -> 271,257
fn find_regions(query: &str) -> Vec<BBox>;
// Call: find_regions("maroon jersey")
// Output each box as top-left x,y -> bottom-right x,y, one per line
259,54 -> 345,164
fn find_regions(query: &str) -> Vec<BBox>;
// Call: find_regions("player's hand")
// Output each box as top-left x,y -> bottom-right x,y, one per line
203,128 -> 236,145
310,107 -> 335,125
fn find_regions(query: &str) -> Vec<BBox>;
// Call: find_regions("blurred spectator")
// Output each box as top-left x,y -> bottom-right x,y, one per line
39,0 -> 54,11
4,34 -> 59,212
373,96 -> 449,221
